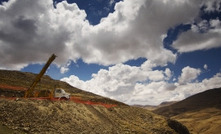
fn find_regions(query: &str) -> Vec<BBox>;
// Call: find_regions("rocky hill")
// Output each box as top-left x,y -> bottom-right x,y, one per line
154,88 -> 221,134
0,70 -> 187,133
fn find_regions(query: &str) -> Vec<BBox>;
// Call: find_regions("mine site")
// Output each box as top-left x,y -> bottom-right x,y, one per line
0,54 -> 220,134
0,54 -> 183,134
1,0 -> 221,133
0,70 -> 183,133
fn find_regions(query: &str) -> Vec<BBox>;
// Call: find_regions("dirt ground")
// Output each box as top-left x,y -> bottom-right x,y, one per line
0,98 -> 178,134
0,70 -> 189,133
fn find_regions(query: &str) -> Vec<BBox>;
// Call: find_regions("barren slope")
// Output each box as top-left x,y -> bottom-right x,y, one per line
0,70 -> 186,133
0,70 -> 123,105
172,108 -> 221,134
0,98 -> 179,134
154,88 -> 221,134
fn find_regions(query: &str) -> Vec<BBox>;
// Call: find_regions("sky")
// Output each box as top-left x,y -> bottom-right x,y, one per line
0,0 -> 221,105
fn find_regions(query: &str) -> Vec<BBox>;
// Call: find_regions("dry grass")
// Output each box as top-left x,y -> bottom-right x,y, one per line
0,70 -> 180,133
154,88 -> 221,134
0,98 -> 176,134
172,108 -> 221,134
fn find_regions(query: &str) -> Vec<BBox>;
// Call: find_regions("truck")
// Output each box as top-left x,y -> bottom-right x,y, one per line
54,88 -> 70,100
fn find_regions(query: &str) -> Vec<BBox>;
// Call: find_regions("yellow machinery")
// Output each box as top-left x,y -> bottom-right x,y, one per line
24,54 -> 56,98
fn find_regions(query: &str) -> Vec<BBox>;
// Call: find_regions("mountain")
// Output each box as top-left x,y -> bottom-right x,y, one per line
0,70 -> 187,134
154,88 -> 221,134
133,101 -> 177,111
154,88 -> 221,117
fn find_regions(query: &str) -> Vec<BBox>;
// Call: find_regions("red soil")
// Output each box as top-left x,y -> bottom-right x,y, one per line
0,84 -> 27,91
70,96 -> 117,108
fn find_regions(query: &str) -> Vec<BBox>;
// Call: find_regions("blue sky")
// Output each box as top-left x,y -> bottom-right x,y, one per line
0,0 -> 221,105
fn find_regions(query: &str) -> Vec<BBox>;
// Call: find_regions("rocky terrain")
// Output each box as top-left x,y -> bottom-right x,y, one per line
154,88 -> 221,134
0,70 -> 187,133
0,98 -> 181,134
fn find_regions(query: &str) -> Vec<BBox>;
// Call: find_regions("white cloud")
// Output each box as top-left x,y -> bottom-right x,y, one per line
172,0 -> 221,53
131,71 -> 221,105
0,0 -> 89,69
164,68 -> 172,80
61,75 -> 87,90
61,60 -> 170,103
61,64 -> 221,105
80,0 -> 204,66
173,29 -> 221,52
109,0 -> 115,6
204,64 -> 208,70
201,73 -> 221,89
0,0 -> 208,69
0,0 -> 220,70
60,60 -> 71,74
173,19 -> 221,52
128,81 -> 177,105
60,67 -> 69,74
192,20 -> 210,33
172,72 -> 221,100
203,0 -> 221,12
210,19 -> 221,28
178,66 -> 201,85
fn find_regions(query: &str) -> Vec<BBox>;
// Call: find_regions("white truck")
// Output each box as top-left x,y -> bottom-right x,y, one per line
54,88 -> 70,100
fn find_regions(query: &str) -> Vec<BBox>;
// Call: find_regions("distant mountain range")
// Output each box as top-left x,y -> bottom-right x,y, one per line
133,101 -> 177,110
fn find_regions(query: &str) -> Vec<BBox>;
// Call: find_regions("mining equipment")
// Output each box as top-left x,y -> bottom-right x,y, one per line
24,54 -> 70,99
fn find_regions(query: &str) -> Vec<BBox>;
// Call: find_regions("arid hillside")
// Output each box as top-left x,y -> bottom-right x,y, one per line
0,98 -> 181,134
154,88 -> 221,134
0,70 -> 123,105
0,70 -> 187,133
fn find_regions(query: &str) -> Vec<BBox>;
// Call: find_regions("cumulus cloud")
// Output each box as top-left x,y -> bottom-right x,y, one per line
60,60 -> 71,74
0,0 -> 90,69
178,66 -> 201,85
172,1 -> 221,52
203,0 -> 221,12
61,60 -> 173,104
164,68 -> 172,80
128,72 -> 221,105
0,0 -> 88,69
79,0 -> 204,65
61,64 -> 221,105
172,19 -> 221,52
0,0 -> 209,70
